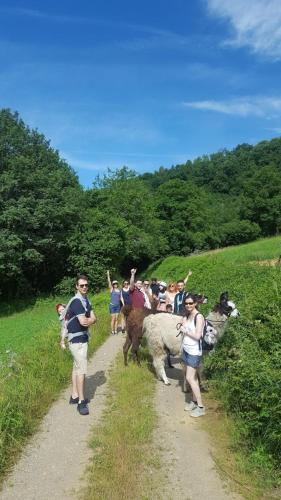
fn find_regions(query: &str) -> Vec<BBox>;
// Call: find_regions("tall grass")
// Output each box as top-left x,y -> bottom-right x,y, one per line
0,291 -> 110,482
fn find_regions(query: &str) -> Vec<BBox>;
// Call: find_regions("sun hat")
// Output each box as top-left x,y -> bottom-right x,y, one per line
160,281 -> 167,288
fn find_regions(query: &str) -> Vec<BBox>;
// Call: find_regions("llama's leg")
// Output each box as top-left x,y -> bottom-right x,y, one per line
123,335 -> 132,366
165,348 -> 174,368
153,355 -> 170,385
131,337 -> 141,366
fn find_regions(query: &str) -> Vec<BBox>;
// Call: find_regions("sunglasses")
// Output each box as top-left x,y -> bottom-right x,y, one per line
185,302 -> 194,305
79,284 -> 88,288
124,282 -> 129,285
144,283 -> 150,286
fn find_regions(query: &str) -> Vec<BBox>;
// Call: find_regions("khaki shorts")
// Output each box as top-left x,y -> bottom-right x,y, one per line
69,342 -> 88,376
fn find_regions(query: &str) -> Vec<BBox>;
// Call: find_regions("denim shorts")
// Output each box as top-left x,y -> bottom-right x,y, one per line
182,350 -> 202,368
109,304 -> 121,314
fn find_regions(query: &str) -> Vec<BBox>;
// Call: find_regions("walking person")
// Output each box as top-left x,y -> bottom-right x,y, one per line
180,293 -> 205,417
107,270 -> 122,335
174,270 -> 193,315
61,274 -> 96,416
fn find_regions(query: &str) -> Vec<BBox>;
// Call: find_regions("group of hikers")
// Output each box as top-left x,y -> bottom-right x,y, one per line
107,268 -> 193,334
56,268 -> 207,417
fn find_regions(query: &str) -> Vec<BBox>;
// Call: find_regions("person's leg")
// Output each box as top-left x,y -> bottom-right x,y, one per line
121,312 -> 126,332
76,374 -> 85,401
71,370 -> 79,399
111,314 -> 115,334
186,366 -> 203,407
113,313 -> 118,333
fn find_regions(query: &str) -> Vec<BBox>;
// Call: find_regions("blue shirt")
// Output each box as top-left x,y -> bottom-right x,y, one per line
121,288 -> 131,305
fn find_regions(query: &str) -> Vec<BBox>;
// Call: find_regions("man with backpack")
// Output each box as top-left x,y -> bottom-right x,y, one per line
61,274 -> 96,416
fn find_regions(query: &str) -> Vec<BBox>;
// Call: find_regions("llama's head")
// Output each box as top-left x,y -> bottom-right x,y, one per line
214,292 -> 240,317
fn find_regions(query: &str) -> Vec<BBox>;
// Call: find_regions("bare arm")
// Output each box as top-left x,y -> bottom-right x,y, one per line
107,270 -> 112,290
78,310 -> 97,327
129,268 -> 136,291
183,270 -> 192,286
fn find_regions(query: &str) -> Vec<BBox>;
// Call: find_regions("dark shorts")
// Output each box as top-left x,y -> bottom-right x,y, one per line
182,350 -> 202,368
109,304 -> 121,314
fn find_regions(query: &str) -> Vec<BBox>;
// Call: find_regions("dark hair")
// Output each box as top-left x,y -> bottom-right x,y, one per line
151,277 -> 157,282
177,279 -> 185,284
76,274 -> 88,285
185,292 -> 198,303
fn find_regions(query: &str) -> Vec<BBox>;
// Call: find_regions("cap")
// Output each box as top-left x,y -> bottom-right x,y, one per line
160,281 -> 167,288
112,280 -> 118,285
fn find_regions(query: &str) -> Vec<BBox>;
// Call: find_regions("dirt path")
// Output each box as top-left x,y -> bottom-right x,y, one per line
1,334 -> 124,500
154,358 -> 242,500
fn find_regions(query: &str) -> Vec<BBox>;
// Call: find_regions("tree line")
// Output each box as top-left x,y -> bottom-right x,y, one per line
1,109 -> 280,297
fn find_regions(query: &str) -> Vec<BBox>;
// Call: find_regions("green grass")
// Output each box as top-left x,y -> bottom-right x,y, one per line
0,291 -> 110,483
83,353 -> 161,500
148,235 -> 281,284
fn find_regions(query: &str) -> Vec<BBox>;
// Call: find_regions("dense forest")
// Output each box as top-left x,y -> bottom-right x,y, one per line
1,108 -> 281,296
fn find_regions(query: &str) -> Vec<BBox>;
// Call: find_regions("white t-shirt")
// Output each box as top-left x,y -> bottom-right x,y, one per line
182,314 -> 203,356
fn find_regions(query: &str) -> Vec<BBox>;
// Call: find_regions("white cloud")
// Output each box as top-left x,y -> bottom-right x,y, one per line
183,96 -> 281,117
266,127 -> 281,134
207,0 -> 281,59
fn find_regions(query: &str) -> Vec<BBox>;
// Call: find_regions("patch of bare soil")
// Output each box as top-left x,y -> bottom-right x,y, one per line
250,259 -> 280,266
0,334 -> 124,500
153,358 -> 242,500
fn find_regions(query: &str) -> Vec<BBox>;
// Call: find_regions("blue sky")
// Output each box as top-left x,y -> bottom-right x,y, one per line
1,0 -> 281,187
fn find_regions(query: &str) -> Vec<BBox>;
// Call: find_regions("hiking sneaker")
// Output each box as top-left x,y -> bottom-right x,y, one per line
190,406 -> 205,418
69,396 -> 79,405
184,401 -> 197,412
77,400 -> 89,416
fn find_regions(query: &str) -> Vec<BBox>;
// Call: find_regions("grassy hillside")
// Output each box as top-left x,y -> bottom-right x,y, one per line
0,291 -> 110,482
148,236 -> 281,480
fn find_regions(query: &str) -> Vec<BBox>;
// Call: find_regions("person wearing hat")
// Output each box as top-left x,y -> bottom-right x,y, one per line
157,281 -> 170,311
107,270 -> 122,335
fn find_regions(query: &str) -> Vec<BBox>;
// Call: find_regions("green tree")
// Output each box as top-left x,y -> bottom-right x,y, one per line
0,109 -> 83,295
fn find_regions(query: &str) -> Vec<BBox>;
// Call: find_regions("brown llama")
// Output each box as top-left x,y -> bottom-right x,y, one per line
123,297 -> 158,366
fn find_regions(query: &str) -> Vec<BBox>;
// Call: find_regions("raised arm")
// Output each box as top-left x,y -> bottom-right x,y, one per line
183,270 -> 192,286
130,268 -> 137,290
106,270 -> 112,290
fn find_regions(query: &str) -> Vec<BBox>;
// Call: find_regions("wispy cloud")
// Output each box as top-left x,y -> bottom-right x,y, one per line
206,0 -> 281,59
266,127 -> 281,134
183,96 -> 281,117
0,7 -> 191,51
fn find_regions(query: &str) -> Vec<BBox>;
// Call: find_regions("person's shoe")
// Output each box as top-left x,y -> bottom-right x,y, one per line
190,406 -> 205,417
122,329 -> 126,334
111,331 -> 115,335
77,400 -> 89,416
184,401 -> 197,412
69,396 -> 79,405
